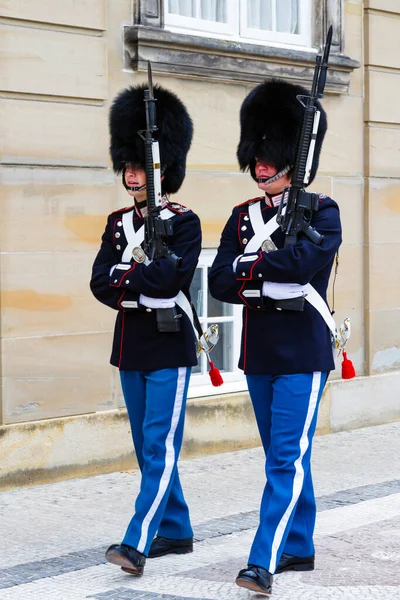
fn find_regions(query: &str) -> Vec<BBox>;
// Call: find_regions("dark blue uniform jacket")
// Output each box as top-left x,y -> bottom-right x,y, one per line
208,195 -> 342,375
90,202 -> 202,371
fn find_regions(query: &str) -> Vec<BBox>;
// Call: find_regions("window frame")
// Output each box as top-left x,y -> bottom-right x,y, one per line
187,248 -> 246,399
125,1 -> 359,97
164,0 -> 312,50
239,0 -> 312,48
165,0 -> 239,36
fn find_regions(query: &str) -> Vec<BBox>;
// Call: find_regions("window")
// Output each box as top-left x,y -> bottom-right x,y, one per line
241,0 -> 311,46
127,0 -> 356,94
188,249 -> 246,398
166,0 -> 237,36
165,0 -> 312,48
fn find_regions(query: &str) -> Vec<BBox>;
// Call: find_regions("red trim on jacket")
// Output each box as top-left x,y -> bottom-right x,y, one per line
120,264 -> 137,284
110,204 -> 135,216
236,251 -> 263,281
118,312 -> 125,368
243,307 -> 248,372
166,204 -> 191,216
112,218 -> 119,243
110,263 -> 137,288
117,290 -> 127,310
235,197 -> 263,208
238,212 -> 247,248
238,282 -> 252,309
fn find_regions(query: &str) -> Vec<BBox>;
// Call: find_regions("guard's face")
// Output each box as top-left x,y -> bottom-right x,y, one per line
255,159 -> 291,196
124,164 -> 147,201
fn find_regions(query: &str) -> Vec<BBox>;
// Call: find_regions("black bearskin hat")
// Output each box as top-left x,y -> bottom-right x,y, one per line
109,84 -> 193,194
237,79 -> 327,186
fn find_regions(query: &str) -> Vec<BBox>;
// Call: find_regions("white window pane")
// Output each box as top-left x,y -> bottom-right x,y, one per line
186,250 -> 245,394
190,266 -> 233,319
207,290 -> 233,318
210,321 -> 234,372
247,0 -> 272,31
192,356 -> 202,374
276,0 -> 299,34
190,268 -> 203,316
189,267 -> 202,374
168,0 -> 196,18
200,0 -> 227,23
207,268 -> 233,317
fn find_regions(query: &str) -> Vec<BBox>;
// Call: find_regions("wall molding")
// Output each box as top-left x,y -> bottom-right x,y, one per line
125,0 -> 358,92
124,26 -> 359,93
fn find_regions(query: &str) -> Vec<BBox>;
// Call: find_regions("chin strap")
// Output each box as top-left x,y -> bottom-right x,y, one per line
122,165 -> 167,193
257,164 -> 292,185
122,171 -> 147,193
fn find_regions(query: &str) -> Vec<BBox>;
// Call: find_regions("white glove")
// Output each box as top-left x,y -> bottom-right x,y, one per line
139,294 -> 178,309
232,255 -> 243,273
262,281 -> 307,300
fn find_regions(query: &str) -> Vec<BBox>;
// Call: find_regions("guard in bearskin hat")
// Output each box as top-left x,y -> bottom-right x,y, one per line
90,82 -> 200,576
209,78 -> 342,595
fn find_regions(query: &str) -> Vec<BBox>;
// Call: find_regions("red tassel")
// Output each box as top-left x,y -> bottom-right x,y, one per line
341,351 -> 356,379
208,360 -> 224,387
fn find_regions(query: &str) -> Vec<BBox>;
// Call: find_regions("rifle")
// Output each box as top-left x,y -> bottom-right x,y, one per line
275,26 -> 333,312
138,62 -> 182,332
138,64 -> 222,381
277,25 -> 332,246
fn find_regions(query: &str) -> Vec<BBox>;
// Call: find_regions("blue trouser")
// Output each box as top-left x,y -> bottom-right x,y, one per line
120,367 -> 193,556
246,371 -> 328,574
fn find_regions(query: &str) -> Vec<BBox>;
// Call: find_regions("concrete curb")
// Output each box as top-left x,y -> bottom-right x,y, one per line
1,371 -> 399,489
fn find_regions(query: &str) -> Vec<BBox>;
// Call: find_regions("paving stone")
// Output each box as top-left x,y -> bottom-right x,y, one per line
1,479 -> 400,590
88,590 -> 208,600
0,422 -> 400,599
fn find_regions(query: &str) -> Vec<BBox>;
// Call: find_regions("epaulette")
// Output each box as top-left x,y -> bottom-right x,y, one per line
235,196 -> 263,208
110,204 -> 135,216
167,202 -> 191,214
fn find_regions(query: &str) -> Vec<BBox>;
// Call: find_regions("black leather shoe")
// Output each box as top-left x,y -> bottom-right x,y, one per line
105,543 -> 146,576
276,552 -> 315,574
148,536 -> 193,558
236,565 -> 273,596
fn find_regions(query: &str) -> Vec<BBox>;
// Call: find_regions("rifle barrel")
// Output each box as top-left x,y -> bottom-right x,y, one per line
317,25 -> 333,98
310,55 -> 321,99
322,25 -> 333,65
147,61 -> 154,99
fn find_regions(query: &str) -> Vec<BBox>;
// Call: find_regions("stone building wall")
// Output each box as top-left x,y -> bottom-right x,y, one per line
0,0 -> 399,487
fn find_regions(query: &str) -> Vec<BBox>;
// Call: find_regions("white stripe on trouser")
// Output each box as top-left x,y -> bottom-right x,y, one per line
136,367 -> 186,554
268,371 -> 321,574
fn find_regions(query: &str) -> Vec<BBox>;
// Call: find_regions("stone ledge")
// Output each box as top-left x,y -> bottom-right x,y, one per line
0,392 -> 259,490
124,26 -> 360,94
1,371 -> 399,490
327,370 -> 400,432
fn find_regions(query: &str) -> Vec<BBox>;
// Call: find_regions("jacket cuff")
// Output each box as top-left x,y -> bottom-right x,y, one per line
109,262 -> 137,288
238,281 -> 265,310
236,251 -> 263,281
117,290 -> 141,310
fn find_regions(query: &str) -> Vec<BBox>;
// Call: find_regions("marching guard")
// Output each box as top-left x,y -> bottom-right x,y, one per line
90,81 -> 200,576
209,76 -> 343,595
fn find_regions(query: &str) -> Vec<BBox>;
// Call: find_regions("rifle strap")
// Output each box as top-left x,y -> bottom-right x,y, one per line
175,292 -> 197,344
190,301 -> 204,338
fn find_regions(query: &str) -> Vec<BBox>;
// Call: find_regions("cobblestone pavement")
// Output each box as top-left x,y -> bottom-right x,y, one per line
0,422 -> 399,599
